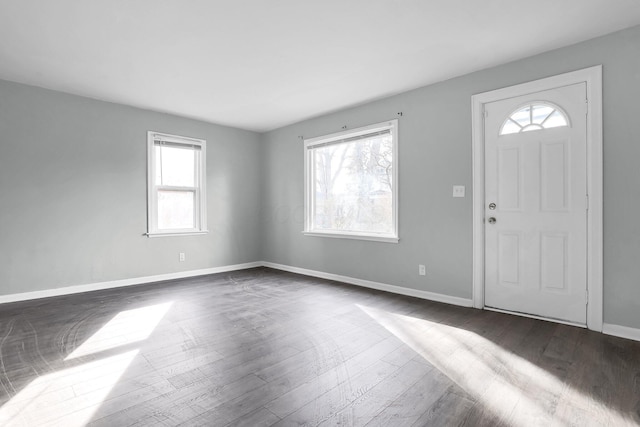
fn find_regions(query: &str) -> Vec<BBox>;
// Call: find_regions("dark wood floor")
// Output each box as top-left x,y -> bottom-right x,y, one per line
0,267 -> 639,426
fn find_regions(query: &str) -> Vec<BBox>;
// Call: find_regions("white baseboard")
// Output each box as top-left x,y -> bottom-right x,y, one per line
8,261 -> 639,342
261,261 -> 473,308
0,260 -> 471,308
0,261 -> 262,304
602,323 -> 640,342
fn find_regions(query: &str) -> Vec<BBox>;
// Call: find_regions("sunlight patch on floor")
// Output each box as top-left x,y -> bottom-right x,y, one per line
65,301 -> 173,360
0,301 -> 174,427
0,350 -> 138,427
357,304 -> 634,427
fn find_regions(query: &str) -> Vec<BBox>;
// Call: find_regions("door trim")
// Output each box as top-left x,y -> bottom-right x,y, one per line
471,65 -> 603,331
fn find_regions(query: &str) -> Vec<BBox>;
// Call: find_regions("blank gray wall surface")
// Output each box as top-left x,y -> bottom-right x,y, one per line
260,25 -> 640,329
0,80 -> 262,295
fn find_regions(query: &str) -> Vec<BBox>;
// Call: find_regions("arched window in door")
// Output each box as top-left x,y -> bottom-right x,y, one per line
500,102 -> 569,135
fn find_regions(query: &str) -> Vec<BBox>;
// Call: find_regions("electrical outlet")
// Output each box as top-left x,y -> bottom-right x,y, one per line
419,264 -> 426,276
453,185 -> 465,198
179,252 -> 186,262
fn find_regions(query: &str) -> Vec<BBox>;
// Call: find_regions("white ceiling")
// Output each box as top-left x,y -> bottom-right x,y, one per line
1,1 -> 640,132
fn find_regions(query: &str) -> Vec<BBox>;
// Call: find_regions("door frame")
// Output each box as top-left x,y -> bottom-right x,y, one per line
471,65 -> 603,331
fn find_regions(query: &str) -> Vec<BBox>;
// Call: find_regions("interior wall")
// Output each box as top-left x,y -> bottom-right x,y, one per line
1,25 -> 639,332
0,80 -> 262,296
260,25 -> 640,330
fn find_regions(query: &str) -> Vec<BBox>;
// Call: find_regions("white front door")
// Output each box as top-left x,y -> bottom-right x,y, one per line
484,83 -> 588,324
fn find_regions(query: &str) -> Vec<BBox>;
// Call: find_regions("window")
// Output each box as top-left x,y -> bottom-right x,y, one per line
500,102 -> 569,135
147,131 -> 207,237
304,120 -> 398,243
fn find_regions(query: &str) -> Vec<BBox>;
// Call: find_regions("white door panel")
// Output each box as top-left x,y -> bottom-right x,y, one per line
484,83 -> 587,324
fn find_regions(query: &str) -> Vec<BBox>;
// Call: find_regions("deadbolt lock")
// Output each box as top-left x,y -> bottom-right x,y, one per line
489,203 -> 496,210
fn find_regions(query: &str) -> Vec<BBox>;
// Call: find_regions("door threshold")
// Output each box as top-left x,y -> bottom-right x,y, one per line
484,306 -> 587,328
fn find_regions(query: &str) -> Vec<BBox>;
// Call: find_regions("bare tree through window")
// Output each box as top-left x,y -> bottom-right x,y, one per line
306,120 -> 397,240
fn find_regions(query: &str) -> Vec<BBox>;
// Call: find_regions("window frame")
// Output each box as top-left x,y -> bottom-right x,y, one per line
499,101 -> 570,135
146,131 -> 208,237
303,119 -> 399,243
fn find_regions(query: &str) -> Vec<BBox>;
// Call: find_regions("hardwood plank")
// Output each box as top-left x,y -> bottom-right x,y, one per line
410,387 -> 477,427
316,359 -> 434,426
265,336 -> 403,418
365,368 -> 456,426
224,407 -> 281,427
0,267 -> 638,427
272,358 -> 401,426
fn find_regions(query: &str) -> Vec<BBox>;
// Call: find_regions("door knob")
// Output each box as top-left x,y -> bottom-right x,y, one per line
488,217 -> 496,224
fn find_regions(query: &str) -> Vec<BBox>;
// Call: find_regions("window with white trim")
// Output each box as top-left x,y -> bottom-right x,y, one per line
304,120 -> 398,243
147,131 -> 207,237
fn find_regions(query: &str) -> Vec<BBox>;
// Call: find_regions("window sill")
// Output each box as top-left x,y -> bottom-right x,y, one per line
146,231 -> 209,238
302,231 -> 399,243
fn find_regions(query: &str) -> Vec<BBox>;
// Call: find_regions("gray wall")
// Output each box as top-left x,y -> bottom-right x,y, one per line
0,80 -> 262,295
260,25 -> 640,329
2,25 -> 639,331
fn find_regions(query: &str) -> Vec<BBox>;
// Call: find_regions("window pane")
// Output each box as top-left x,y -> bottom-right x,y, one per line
510,106 -> 531,127
532,105 -> 554,124
158,190 -> 195,229
543,110 -> 568,128
501,120 -> 521,135
522,124 -> 543,132
312,135 -> 393,234
158,145 -> 195,187
155,146 -> 162,184
501,104 -> 569,135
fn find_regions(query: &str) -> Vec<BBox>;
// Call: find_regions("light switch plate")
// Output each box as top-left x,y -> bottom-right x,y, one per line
453,185 -> 465,198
